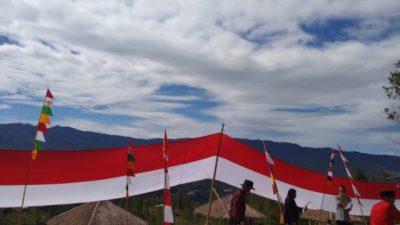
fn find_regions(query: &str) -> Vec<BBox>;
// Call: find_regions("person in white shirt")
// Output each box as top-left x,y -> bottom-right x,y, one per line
335,185 -> 352,225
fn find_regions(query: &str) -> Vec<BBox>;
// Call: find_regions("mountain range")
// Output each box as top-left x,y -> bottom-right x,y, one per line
0,123 -> 399,180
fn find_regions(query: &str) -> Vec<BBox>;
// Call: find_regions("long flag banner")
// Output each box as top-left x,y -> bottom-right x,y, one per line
0,133 -> 398,215
163,131 -> 174,225
32,89 -> 54,160
262,141 -> 284,224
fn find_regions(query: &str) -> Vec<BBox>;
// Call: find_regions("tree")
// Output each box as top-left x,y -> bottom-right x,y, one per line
351,168 -> 367,181
380,170 -> 391,182
383,60 -> 400,120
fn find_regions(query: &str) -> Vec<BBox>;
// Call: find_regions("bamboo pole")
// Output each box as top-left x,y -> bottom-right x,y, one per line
88,201 -> 100,225
213,187 -> 229,217
17,154 -> 33,225
337,145 -> 368,225
262,141 -> 284,224
125,195 -> 129,225
205,123 -> 225,225
17,91 -> 49,225
317,152 -> 332,223
317,184 -> 328,223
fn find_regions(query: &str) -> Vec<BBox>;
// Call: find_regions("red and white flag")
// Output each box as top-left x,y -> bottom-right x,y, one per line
126,140 -> 135,199
338,145 -> 363,206
326,150 -> 336,185
163,130 -> 174,225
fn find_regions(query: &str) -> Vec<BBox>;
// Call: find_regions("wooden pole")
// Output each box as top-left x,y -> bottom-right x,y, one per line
88,201 -> 100,225
317,185 -> 328,223
318,150 -> 337,223
17,154 -> 33,225
213,187 -> 229,217
17,89 -> 52,225
205,123 -> 225,225
262,141 -> 285,224
358,205 -> 368,225
125,196 -> 129,225
337,145 -> 368,225
317,157 -> 331,223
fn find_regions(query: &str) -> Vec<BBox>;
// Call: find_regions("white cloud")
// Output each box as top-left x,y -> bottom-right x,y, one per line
1,0 -> 400,154
0,104 -> 11,109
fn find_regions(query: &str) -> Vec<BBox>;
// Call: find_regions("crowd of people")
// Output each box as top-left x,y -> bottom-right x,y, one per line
228,179 -> 400,225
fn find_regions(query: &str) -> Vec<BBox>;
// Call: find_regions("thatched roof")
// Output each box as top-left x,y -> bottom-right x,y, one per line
194,194 -> 266,219
47,201 -> 148,225
300,209 -> 364,222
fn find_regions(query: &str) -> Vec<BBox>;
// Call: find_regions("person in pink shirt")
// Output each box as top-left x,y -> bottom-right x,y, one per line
370,190 -> 400,225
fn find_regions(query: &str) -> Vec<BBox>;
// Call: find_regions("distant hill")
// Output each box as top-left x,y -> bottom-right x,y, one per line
0,123 -> 399,179
0,123 -> 161,150
239,139 -> 400,180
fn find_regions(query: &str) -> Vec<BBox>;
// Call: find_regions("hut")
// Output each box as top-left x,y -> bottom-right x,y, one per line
194,194 -> 266,219
47,201 -> 148,225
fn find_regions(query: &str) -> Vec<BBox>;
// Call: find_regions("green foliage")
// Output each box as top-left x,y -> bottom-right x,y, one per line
370,170 -> 393,182
0,204 -> 77,225
383,60 -> 400,120
380,170 -> 391,181
351,168 -> 368,181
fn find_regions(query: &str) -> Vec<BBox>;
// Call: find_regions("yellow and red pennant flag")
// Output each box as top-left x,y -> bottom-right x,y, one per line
125,140 -> 136,199
32,89 -> 54,160
263,141 -> 284,224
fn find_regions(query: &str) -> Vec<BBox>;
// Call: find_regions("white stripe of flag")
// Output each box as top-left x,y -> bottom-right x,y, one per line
164,205 -> 174,223
36,131 -> 45,142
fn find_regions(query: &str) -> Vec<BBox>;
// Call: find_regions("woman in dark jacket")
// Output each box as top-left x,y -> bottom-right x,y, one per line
284,188 -> 305,225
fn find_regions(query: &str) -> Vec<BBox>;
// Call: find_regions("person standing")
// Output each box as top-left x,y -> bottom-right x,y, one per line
370,190 -> 400,225
284,188 -> 306,225
228,179 -> 254,225
335,185 -> 352,225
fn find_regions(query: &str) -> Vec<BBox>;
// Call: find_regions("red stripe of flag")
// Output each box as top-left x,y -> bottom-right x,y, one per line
164,188 -> 172,205
46,89 -> 54,99
37,122 -> 48,133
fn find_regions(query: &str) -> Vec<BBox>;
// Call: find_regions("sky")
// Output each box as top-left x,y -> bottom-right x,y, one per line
1,0 -> 400,155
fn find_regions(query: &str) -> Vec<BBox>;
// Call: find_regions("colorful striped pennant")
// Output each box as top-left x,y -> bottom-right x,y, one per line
32,89 -> 54,160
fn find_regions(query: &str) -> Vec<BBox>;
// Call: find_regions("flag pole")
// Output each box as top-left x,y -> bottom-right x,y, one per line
125,189 -> 129,225
126,139 -> 136,225
318,150 -> 336,223
337,145 -> 368,225
205,123 -> 225,225
212,187 -> 229,217
355,191 -> 368,225
317,170 -> 329,222
17,154 -> 33,225
163,130 -> 174,225
17,89 -> 53,225
262,141 -> 284,224
88,201 -> 100,225
317,178 -> 328,224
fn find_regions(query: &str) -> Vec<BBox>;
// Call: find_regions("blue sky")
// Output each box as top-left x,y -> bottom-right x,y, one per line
0,0 -> 400,155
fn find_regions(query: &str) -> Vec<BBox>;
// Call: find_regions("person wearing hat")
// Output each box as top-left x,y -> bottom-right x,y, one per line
370,190 -> 400,225
228,179 -> 254,225
335,185 -> 352,225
